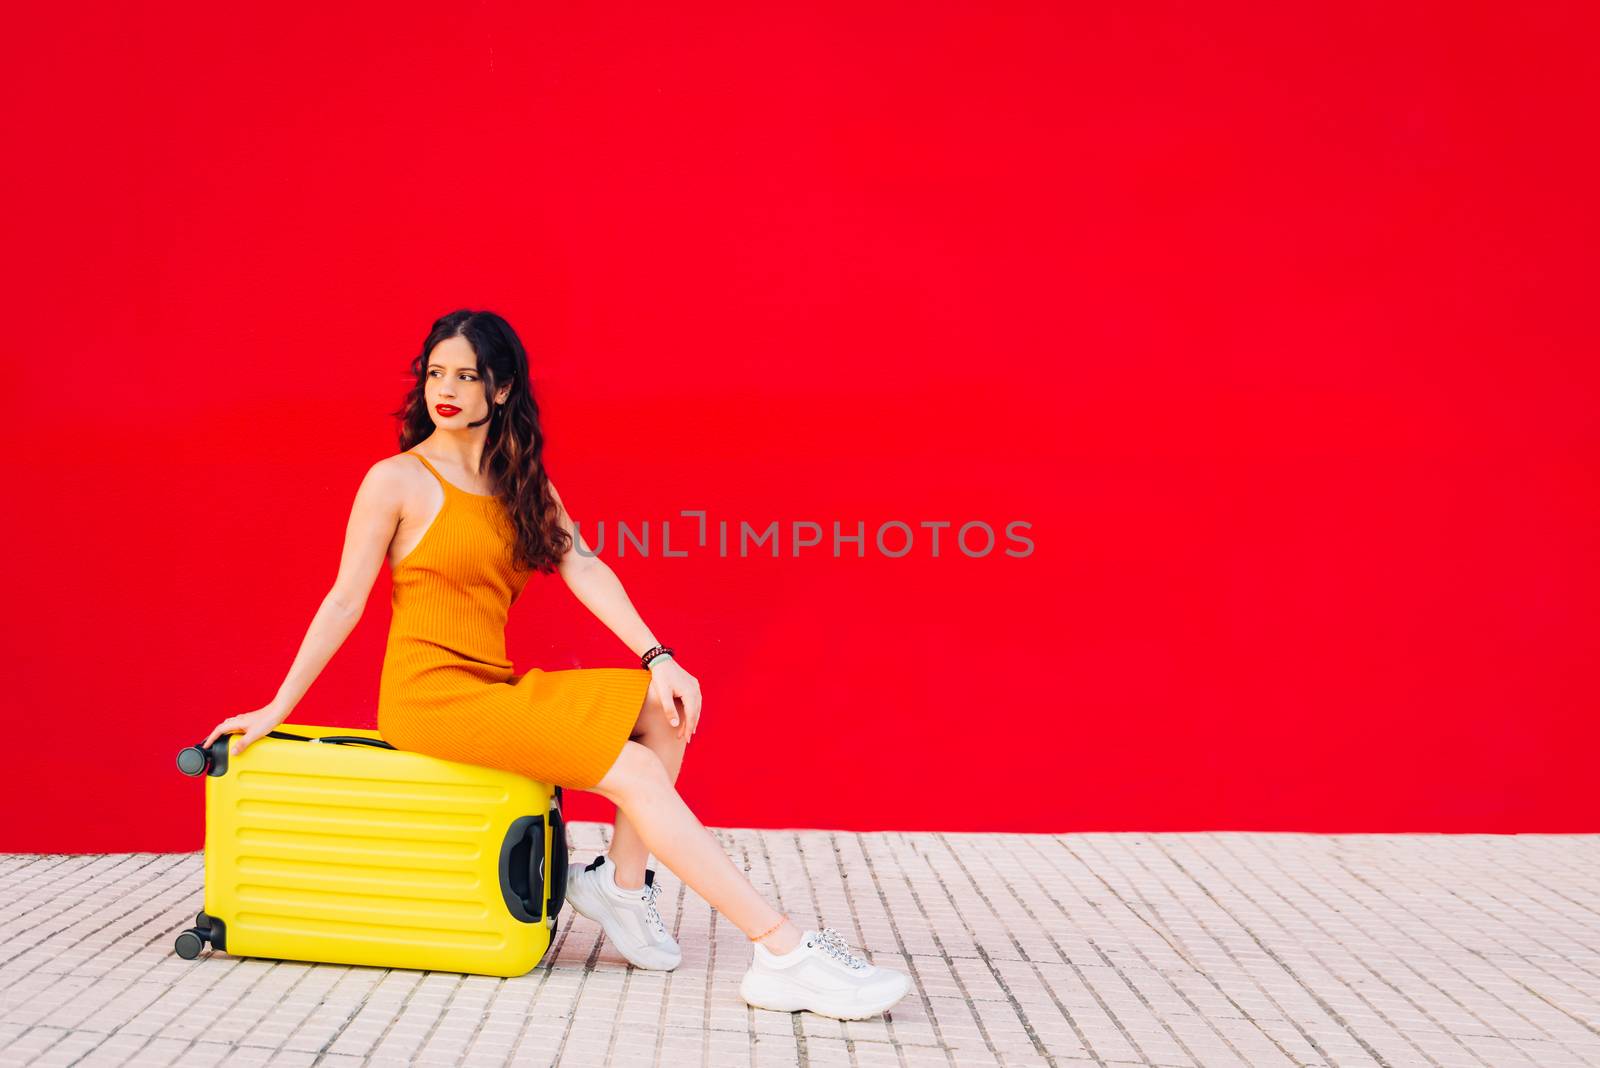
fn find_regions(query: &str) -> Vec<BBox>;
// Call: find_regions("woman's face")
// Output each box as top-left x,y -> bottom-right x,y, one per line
425,335 -> 507,425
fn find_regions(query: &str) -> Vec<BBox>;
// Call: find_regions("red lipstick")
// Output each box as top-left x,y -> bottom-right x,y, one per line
435,404 -> 461,416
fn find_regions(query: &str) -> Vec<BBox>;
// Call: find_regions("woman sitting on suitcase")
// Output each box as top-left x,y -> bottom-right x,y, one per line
202,308 -> 912,1022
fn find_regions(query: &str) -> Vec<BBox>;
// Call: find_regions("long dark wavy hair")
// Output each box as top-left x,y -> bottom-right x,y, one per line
390,309 -> 571,575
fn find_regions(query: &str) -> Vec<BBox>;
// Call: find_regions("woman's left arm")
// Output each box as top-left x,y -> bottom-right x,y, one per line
550,481 -> 702,742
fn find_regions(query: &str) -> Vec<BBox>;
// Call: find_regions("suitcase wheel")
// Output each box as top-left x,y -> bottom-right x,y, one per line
175,915 -> 225,959
174,929 -> 206,960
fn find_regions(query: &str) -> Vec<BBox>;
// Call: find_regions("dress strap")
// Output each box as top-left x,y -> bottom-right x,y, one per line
407,449 -> 503,500
408,451 -> 455,494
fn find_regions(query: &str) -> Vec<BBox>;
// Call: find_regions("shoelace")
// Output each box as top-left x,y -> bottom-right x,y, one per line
633,880 -> 669,941
810,927 -> 869,970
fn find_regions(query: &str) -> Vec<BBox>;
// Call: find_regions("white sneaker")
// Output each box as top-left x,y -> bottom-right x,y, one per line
565,854 -> 682,970
739,927 -> 913,1020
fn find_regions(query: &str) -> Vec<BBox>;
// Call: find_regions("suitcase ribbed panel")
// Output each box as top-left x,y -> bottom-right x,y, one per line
203,724 -> 556,977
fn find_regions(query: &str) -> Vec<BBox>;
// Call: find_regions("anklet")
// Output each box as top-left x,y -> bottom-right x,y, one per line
748,915 -> 788,943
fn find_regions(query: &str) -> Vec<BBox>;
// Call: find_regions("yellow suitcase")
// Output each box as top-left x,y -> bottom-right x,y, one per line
174,723 -> 567,977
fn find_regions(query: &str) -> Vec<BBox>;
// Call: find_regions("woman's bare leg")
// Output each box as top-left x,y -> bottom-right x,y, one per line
591,739 -> 803,955
605,707 -> 685,890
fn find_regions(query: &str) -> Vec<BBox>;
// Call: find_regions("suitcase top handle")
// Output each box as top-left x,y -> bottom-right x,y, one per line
176,732 -> 566,808
176,730 -> 395,777
268,731 -> 398,749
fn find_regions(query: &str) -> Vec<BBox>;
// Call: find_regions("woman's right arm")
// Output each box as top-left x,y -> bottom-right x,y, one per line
204,460 -> 405,755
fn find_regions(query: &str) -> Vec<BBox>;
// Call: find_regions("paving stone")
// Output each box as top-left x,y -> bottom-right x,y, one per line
0,829 -> 1596,1066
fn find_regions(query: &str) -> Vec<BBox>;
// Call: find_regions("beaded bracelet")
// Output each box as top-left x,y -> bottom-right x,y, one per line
641,644 -> 675,669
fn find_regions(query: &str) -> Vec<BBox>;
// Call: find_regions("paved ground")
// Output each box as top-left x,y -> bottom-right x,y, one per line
1,828 -> 1597,1067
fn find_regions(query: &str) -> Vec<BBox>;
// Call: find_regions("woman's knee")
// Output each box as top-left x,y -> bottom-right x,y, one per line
630,688 -> 688,755
630,684 -> 671,738
593,738 -> 672,800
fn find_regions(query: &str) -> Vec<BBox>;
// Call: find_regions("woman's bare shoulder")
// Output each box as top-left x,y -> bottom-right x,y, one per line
361,451 -> 430,501
372,448 -> 422,473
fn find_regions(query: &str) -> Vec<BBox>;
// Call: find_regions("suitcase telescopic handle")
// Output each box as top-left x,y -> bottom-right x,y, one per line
548,787 -> 568,920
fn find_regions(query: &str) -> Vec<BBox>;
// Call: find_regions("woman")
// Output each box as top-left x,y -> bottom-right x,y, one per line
201,309 -> 911,1021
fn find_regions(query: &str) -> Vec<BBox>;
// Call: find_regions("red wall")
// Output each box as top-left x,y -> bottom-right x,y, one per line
3,2 -> 1595,851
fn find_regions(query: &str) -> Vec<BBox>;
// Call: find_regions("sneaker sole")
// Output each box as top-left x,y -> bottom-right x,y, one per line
567,874 -> 682,971
738,969 -> 911,1021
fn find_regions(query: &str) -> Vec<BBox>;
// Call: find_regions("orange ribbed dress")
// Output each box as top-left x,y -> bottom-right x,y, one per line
376,450 -> 652,789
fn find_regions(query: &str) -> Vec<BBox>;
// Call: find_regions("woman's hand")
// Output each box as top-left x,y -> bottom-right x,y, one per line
203,704 -> 288,758
648,659 -> 702,742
